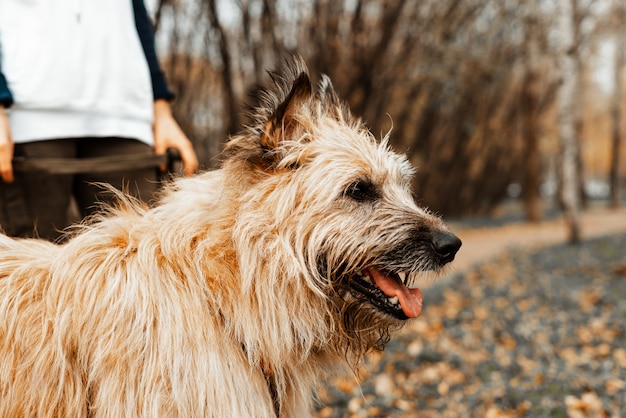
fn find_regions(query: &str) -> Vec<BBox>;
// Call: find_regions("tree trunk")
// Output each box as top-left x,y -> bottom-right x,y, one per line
206,0 -> 239,134
521,2 -> 543,222
610,15 -> 625,209
521,78 -> 542,222
556,0 -> 581,243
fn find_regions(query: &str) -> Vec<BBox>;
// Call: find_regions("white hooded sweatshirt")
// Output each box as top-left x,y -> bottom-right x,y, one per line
0,0 -> 159,145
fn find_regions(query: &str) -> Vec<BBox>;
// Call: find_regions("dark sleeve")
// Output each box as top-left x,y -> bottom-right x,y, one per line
0,71 -> 13,107
132,0 -> 174,101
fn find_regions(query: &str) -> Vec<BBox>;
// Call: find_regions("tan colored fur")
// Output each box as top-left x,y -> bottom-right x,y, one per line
0,58 -> 458,417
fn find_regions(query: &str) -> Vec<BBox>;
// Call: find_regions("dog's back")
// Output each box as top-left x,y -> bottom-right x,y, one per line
0,201 -> 289,417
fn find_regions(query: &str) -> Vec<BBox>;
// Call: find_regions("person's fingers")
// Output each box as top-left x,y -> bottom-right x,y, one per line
152,109 -> 198,176
0,110 -> 14,183
153,139 -> 168,172
0,142 -> 14,183
178,142 -> 199,176
154,139 -> 198,175
0,160 -> 14,183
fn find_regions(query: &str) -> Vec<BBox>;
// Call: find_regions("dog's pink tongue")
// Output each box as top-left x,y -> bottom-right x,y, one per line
368,268 -> 423,318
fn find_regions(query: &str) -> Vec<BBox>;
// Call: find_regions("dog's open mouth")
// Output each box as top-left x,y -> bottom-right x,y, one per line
350,267 -> 422,320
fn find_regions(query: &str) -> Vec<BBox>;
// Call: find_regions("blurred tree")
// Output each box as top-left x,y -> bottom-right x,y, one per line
609,0 -> 624,209
556,0 -> 582,243
520,0 -> 546,222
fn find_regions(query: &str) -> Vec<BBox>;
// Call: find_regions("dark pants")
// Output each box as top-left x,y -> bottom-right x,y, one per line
0,137 -> 158,241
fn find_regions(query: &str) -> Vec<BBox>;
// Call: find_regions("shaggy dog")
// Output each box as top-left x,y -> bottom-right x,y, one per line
0,57 -> 461,417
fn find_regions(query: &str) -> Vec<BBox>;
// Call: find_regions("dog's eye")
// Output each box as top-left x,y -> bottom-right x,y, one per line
345,180 -> 379,202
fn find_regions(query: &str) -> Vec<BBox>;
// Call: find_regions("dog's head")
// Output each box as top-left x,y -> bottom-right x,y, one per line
224,56 -> 461,355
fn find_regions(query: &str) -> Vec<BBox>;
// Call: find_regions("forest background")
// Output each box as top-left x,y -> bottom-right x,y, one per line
147,0 -> 626,237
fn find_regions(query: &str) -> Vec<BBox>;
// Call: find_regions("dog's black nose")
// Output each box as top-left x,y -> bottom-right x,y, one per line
431,231 -> 462,263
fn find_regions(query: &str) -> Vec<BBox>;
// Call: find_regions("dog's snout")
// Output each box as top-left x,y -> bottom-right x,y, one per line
431,231 -> 462,263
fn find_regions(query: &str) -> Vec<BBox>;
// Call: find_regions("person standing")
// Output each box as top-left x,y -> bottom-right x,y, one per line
0,0 -> 199,241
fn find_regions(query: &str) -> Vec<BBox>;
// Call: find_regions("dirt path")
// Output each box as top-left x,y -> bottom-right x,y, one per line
446,205 -> 626,275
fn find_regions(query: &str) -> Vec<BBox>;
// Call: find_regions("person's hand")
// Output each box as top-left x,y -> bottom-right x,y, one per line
153,99 -> 199,176
0,106 -> 14,183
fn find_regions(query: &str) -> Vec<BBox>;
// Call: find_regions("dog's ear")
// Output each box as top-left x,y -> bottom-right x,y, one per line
317,75 -> 339,109
261,72 -> 312,150
316,74 -> 351,122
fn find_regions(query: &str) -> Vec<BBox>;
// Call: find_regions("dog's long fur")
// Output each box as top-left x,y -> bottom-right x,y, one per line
0,57 -> 459,417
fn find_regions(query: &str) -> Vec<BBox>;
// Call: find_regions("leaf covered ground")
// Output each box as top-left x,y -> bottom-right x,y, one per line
315,232 -> 626,418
